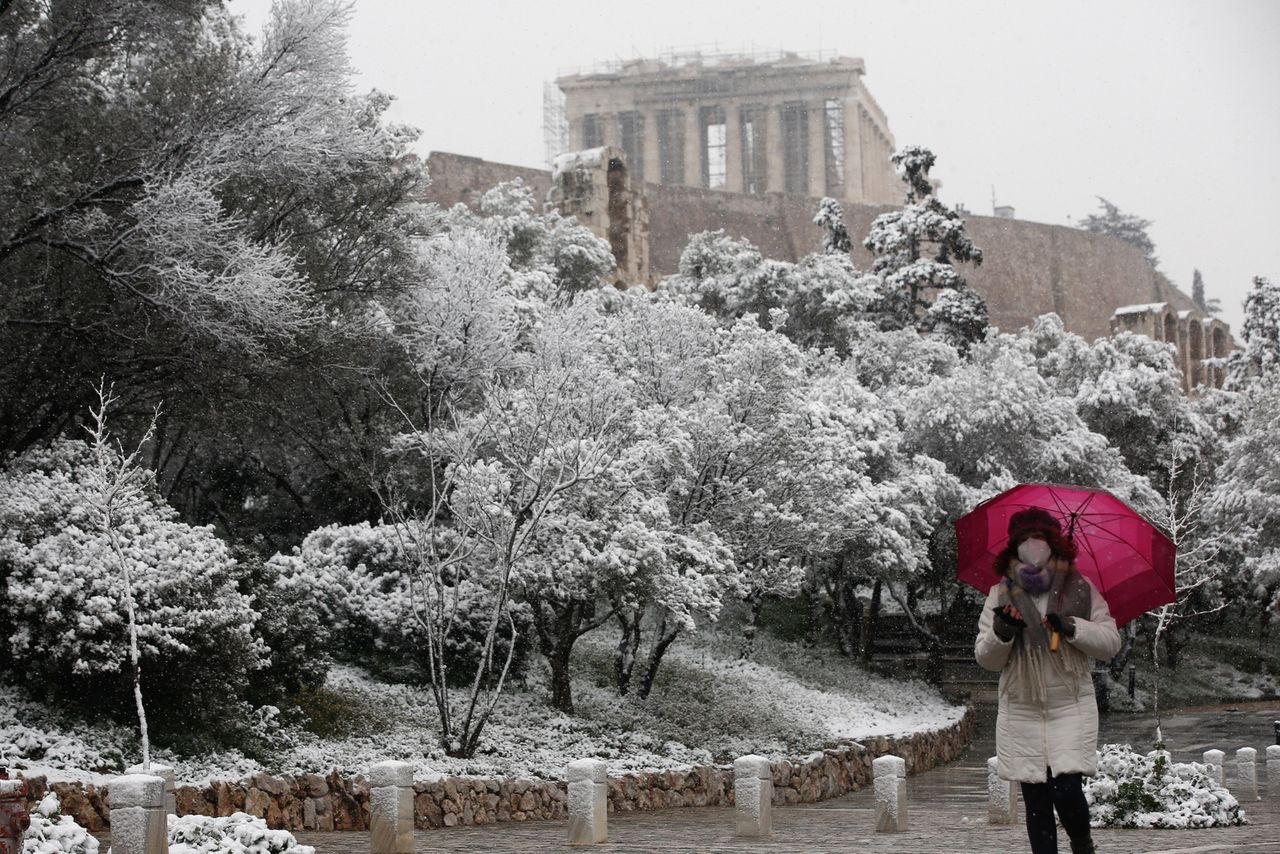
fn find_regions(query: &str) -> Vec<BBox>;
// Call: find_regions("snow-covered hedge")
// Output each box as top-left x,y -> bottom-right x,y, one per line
168,813 -> 315,854
0,439 -> 264,736
1085,743 -> 1246,828
22,792 -> 99,854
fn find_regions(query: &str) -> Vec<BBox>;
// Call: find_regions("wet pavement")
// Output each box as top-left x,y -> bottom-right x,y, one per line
282,701 -> 1280,853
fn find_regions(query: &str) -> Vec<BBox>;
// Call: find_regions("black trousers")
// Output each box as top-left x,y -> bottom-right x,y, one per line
1019,770 -> 1092,854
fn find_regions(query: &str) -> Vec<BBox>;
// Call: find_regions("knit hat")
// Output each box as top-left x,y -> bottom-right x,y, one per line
1007,506 -> 1061,543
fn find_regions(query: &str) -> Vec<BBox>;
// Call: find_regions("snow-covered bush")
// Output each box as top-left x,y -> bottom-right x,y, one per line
239,552 -> 329,701
1084,743 -> 1246,828
268,521 -> 532,685
168,812 -> 315,854
0,438 -> 264,736
22,792 -> 99,854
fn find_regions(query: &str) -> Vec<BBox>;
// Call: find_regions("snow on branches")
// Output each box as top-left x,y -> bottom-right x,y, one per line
864,146 -> 985,340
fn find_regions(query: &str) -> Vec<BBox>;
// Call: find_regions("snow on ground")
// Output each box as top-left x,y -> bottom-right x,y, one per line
0,633 -> 962,785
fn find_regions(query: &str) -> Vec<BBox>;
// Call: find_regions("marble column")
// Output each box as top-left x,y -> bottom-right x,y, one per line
684,106 -> 703,188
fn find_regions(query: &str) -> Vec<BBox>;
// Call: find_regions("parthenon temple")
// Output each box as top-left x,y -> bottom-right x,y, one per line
551,51 -> 901,208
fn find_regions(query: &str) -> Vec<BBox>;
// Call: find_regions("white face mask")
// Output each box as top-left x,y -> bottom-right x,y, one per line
1017,537 -> 1052,568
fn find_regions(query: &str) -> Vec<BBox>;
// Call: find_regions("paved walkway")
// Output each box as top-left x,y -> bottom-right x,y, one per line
290,706 -> 1280,850
289,701 -> 1280,853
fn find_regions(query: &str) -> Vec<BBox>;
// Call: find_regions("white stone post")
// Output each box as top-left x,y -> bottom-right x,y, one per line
1235,748 -> 1259,801
1203,749 -> 1225,788
986,756 -> 1018,824
733,755 -> 772,838
368,760 -> 414,854
1266,745 -> 1280,799
566,759 -> 607,845
124,763 -> 176,816
873,754 -> 908,832
109,774 -> 167,854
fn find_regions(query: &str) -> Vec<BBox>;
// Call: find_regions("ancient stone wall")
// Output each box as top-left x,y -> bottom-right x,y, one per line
422,152 -> 1203,346
18,708 -> 974,832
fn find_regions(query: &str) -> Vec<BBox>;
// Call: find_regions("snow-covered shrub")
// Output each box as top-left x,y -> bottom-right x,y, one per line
0,439 -> 265,736
1085,743 -> 1246,828
268,522 -> 532,685
22,792 -> 99,853
237,550 -> 329,701
168,812 -> 315,854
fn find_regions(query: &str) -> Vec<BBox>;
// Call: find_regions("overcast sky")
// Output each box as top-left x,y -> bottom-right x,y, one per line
230,0 -> 1279,333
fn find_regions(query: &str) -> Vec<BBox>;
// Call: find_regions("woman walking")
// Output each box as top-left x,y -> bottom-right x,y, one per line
975,507 -> 1122,854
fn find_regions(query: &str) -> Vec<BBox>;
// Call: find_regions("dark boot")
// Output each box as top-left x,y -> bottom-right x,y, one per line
1068,833 -> 1096,854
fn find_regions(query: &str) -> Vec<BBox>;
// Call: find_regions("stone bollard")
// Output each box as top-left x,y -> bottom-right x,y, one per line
124,763 -> 176,816
873,754 -> 908,833
1235,748 -> 1259,801
733,755 -> 772,838
986,757 -> 1018,824
566,759 -> 607,845
368,761 -> 414,854
1203,749 -> 1225,788
1267,745 -> 1280,799
109,774 -> 167,854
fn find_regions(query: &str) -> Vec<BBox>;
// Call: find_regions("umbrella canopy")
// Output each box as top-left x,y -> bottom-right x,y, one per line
954,482 -> 1176,627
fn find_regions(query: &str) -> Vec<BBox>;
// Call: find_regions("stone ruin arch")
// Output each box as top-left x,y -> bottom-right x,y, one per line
1111,302 -> 1233,391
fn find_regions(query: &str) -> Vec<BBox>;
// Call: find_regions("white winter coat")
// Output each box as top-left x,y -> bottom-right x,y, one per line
974,576 -> 1122,783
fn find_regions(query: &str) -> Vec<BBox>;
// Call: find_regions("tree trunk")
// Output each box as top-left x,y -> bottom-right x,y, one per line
859,579 -> 882,666
614,610 -> 641,695
637,616 -> 681,700
739,593 -> 764,659
1164,622 -> 1184,670
548,644 -> 574,714
1109,623 -> 1138,680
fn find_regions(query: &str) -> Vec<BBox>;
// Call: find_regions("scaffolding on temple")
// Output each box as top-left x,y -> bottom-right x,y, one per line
542,81 -> 568,168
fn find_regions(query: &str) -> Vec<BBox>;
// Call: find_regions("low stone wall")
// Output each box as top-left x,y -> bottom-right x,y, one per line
22,706 -> 974,832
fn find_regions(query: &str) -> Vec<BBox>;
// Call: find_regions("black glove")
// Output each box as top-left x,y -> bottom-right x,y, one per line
1046,612 -> 1076,639
992,605 -> 1026,641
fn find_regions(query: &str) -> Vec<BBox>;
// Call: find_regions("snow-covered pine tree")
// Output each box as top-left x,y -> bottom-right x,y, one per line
1226,275 -> 1280,388
1078,197 -> 1159,268
863,146 -> 987,349
1191,269 -> 1222,316
814,197 -> 853,255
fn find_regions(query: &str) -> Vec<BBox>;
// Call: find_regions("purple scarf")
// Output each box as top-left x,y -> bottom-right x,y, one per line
1016,561 -> 1052,595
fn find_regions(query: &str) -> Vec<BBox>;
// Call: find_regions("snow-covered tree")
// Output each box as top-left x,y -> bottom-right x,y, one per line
814,197 -> 853,255
0,0 -> 428,551
902,332 -> 1158,507
660,230 -> 880,354
473,179 -> 615,300
1191,269 -> 1221,316
1078,196 -> 1159,268
863,146 -> 986,345
1226,275 -> 1280,388
1209,371 -> 1280,638
1020,314 -> 1212,490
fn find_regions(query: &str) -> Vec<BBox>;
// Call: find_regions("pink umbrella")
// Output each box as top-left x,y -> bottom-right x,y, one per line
954,483 -> 1176,627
